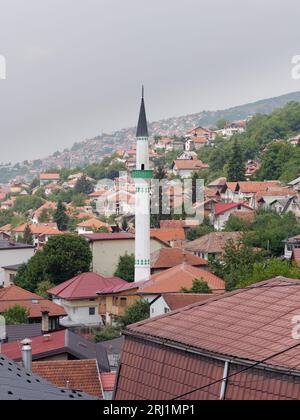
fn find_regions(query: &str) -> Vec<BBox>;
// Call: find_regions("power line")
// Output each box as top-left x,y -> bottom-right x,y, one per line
172,339 -> 300,400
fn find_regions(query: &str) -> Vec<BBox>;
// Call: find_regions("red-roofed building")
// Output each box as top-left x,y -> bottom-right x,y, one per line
115,277 -> 300,400
0,285 -> 65,330
32,359 -> 103,399
100,372 -> 117,399
211,202 -> 254,230
83,233 -> 169,277
48,272 -> 127,327
150,247 -> 208,274
2,329 -> 110,372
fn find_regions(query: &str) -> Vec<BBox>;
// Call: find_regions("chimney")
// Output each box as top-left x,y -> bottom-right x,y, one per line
41,309 -> 50,334
21,338 -> 32,371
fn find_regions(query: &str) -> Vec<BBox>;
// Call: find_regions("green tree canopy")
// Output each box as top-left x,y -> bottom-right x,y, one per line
226,139 -> 246,182
2,305 -> 29,325
114,253 -> 135,282
53,200 -> 69,231
14,234 -> 92,291
118,300 -> 150,328
74,175 -> 94,195
182,278 -> 213,294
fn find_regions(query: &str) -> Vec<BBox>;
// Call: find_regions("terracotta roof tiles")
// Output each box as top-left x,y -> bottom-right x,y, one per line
32,359 -> 103,398
48,272 -> 127,300
0,285 -> 66,318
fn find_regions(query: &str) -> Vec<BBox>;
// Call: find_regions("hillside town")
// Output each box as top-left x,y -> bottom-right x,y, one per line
0,89 -> 299,401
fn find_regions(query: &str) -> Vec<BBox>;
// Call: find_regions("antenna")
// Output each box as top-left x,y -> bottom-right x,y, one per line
142,85 -> 144,99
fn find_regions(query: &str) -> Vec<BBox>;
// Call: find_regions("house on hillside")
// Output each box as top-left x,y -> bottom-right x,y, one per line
283,234 -> 300,260
0,285 -> 66,330
210,202 -> 254,230
172,159 -> 209,178
83,233 -> 169,277
150,247 -> 208,274
0,241 -> 35,287
150,293 -> 214,318
288,176 -> 300,193
184,231 -> 242,260
76,218 -> 111,235
39,173 -> 60,186
48,272 -> 127,327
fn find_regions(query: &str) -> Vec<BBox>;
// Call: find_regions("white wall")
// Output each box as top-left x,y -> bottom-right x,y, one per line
150,296 -> 170,318
0,248 -> 35,287
58,299 -> 103,327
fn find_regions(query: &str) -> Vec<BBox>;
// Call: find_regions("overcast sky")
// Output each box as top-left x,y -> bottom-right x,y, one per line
0,0 -> 300,162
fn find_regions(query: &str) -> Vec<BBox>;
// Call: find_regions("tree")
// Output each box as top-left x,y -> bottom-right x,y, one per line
35,280 -> 56,298
39,208 -> 53,223
53,200 -> 69,231
186,217 -> 214,241
209,238 -> 265,291
13,195 -> 43,214
23,224 -> 33,245
118,300 -> 150,328
181,278 -> 212,294
216,118 -> 228,130
14,234 -> 92,291
237,259 -> 300,289
224,215 -> 252,232
94,326 -> 121,343
114,253 -> 135,282
247,210 -> 300,256
74,175 -> 94,195
2,305 -> 29,325
226,139 -> 246,182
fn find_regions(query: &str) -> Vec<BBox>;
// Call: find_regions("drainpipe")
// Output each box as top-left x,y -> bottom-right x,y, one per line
21,338 -> 32,372
219,360 -> 230,400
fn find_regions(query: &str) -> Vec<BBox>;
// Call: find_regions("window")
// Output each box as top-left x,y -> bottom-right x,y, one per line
120,297 -> 127,307
89,307 -> 96,316
164,308 -> 170,314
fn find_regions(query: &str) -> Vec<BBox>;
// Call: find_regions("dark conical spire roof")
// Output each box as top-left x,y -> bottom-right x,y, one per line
136,86 -> 149,138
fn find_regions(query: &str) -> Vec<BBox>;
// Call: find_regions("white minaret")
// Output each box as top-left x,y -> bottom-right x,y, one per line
133,88 -> 152,282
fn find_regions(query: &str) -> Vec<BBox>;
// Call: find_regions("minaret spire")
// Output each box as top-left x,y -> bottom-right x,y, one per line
136,87 -> 149,138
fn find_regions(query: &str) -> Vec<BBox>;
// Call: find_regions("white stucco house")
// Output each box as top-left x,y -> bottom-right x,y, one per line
0,241 -> 35,287
48,272 -> 127,328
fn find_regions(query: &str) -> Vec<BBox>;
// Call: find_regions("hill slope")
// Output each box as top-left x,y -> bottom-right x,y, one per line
1,91 -> 300,184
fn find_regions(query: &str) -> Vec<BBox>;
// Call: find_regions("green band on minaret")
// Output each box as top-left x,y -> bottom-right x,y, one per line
132,170 -> 153,179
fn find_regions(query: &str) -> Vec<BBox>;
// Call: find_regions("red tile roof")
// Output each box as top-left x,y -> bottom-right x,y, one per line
83,233 -> 135,241
100,372 -> 117,392
238,181 -> 281,193
0,285 -> 66,318
214,202 -> 253,216
184,231 -> 242,254
150,228 -> 186,243
173,160 -> 209,170
32,359 -> 103,398
2,329 -> 66,360
48,272 -> 127,300
151,248 -> 208,269
140,263 -> 225,294
162,293 -> 214,311
127,277 -> 300,369
40,173 -> 60,180
293,248 -> 300,262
